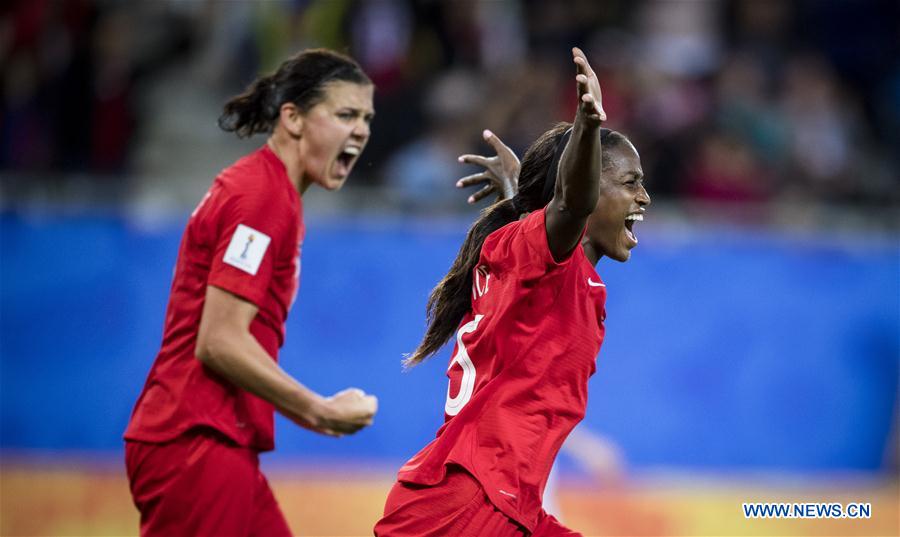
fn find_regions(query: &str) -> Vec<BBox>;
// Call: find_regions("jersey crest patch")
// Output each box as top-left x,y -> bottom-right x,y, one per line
223,224 -> 271,275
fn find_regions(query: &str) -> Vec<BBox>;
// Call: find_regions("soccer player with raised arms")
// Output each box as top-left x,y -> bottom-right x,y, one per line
375,47 -> 649,536
124,49 -> 378,537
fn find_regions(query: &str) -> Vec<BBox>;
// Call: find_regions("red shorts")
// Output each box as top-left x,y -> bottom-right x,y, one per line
374,465 -> 581,537
125,427 -> 291,537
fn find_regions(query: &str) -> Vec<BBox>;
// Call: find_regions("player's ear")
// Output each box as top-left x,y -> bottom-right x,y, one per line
279,102 -> 303,138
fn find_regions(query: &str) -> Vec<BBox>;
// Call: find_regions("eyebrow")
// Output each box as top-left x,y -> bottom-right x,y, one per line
340,107 -> 375,118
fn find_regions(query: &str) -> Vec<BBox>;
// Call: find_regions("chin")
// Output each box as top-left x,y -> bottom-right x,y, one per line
320,176 -> 348,191
597,243 -> 630,262
610,250 -> 631,262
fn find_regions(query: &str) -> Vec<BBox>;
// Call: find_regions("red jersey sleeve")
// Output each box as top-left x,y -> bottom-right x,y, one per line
206,185 -> 291,307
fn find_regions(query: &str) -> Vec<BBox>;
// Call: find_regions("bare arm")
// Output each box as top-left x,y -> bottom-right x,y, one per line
196,285 -> 377,437
545,47 -> 607,261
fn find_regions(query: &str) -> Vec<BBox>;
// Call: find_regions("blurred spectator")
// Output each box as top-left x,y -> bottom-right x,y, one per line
636,0 -> 722,78
475,0 -> 527,71
351,0 -> 412,92
682,130 -> 773,205
714,52 -> 788,167
780,53 -> 861,202
1,0 -> 896,217
477,56 -> 568,154
88,7 -> 136,173
1,1 -> 192,181
382,69 -> 483,211
2,51 -> 49,169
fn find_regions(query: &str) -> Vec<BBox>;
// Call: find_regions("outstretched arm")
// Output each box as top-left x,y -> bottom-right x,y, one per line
456,129 -> 521,203
545,47 -> 606,261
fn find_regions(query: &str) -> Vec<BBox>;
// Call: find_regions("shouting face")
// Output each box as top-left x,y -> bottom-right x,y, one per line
585,139 -> 650,262
297,81 -> 375,191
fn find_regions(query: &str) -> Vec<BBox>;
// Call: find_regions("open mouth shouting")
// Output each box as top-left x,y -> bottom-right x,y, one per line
335,145 -> 361,178
624,212 -> 643,247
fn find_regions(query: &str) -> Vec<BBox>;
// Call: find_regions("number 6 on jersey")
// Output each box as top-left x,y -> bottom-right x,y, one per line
445,314 -> 484,416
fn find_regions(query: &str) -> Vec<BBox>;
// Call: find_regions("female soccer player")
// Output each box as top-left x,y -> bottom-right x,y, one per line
458,127 -> 629,516
375,47 -> 649,536
124,49 -> 378,537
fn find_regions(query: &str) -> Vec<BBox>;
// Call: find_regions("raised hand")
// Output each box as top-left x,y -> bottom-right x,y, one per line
544,47 -> 606,262
572,47 -> 606,126
456,129 -> 522,203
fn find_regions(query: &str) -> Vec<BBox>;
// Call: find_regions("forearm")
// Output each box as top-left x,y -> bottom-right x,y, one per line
557,121 -> 602,216
196,331 -> 325,428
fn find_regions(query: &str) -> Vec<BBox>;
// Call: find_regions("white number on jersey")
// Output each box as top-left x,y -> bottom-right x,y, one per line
445,314 -> 484,416
472,265 -> 490,300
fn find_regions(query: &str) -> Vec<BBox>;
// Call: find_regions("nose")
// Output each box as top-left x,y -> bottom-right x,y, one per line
637,184 -> 651,206
352,118 -> 370,140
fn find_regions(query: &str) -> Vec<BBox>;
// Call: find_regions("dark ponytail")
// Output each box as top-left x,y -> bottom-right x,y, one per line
219,49 -> 371,138
404,123 -> 567,366
404,199 -> 519,367
405,123 -> 630,367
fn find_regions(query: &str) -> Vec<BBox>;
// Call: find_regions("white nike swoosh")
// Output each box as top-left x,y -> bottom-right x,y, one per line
588,278 -> 605,287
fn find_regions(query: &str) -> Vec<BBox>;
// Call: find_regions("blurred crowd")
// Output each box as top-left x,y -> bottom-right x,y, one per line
2,0 -> 898,216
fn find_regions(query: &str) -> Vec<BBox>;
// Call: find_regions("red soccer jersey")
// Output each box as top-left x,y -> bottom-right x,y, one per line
397,208 -> 607,531
125,145 -> 303,451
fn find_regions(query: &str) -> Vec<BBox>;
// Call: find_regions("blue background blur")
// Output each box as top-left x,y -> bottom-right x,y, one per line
3,211 -> 896,473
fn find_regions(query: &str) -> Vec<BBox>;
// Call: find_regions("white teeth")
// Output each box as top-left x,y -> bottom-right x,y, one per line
625,214 -> 644,221
343,146 -> 360,156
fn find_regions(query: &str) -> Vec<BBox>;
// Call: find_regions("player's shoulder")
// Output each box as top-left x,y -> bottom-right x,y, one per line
217,148 -> 270,189
217,151 -> 295,208
476,216 -> 531,281
482,208 -> 544,255
482,207 -> 581,279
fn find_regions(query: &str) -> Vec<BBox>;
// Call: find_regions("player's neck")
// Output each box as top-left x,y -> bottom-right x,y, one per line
266,134 -> 305,193
582,238 -> 601,265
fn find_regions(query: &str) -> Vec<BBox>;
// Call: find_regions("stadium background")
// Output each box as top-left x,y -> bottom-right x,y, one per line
1,1 -> 898,536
